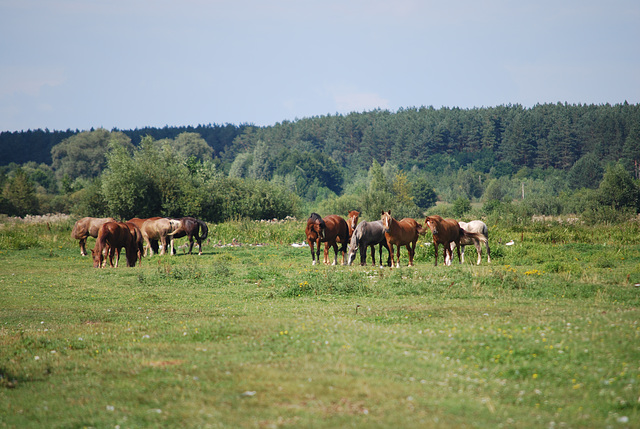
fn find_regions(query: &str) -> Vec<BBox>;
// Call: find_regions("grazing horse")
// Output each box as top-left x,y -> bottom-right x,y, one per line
91,221 -> 139,268
140,218 -> 183,256
71,217 -> 115,256
347,220 -> 391,267
305,213 -> 349,265
124,221 -> 144,265
170,216 -> 209,255
347,210 -> 360,239
128,217 -> 162,254
424,215 -> 488,266
449,220 -> 491,265
380,211 -> 425,267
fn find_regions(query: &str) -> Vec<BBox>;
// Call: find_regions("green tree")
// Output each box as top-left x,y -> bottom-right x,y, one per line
248,140 -> 271,180
597,163 -> 639,210
567,153 -> 603,190
452,196 -> 471,217
51,128 -> 132,181
172,132 -> 213,161
3,168 -> 39,216
411,176 -> 437,210
228,152 -> 253,178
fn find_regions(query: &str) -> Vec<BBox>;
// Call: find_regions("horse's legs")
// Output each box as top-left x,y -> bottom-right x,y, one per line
309,240 -> 317,265
455,240 -> 462,264
472,239 -> 482,265
159,237 -> 167,256
395,245 -> 401,268
433,242 -> 438,266
460,244 -> 466,264
79,238 -> 87,256
360,245 -> 367,266
388,244 -> 396,267
169,236 -> 175,256
485,239 -> 491,264
331,243 -> 339,266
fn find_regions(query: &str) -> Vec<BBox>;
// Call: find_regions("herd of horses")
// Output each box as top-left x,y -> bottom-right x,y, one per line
306,211 -> 491,268
71,211 -> 490,269
70,216 -> 208,268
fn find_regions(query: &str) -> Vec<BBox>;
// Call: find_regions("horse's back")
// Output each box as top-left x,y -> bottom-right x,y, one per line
324,215 -> 349,240
362,220 -> 387,244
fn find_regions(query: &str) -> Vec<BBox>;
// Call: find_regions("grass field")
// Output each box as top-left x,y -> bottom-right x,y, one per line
1,217 -> 639,428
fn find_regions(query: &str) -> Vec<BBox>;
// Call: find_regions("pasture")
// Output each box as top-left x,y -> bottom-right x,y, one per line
1,217 -> 639,428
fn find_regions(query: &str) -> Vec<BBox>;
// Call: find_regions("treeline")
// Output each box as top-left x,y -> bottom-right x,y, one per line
1,103 -> 640,223
0,123 -> 247,166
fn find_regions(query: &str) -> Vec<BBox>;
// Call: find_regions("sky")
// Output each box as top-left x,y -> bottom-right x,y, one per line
1,0 -> 639,132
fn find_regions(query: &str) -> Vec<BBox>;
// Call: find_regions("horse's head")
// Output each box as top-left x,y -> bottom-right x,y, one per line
380,210 -> 392,233
347,227 -> 362,265
91,247 -> 101,268
424,216 -> 440,235
347,210 -> 360,233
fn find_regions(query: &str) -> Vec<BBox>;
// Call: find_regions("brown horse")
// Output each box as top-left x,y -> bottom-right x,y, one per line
170,216 -> 209,255
424,215 -> 488,266
91,221 -> 139,268
347,210 -> 360,239
128,217 -> 162,254
71,217 -> 115,256
305,213 -> 349,265
140,218 -> 183,256
380,211 -> 426,267
124,221 -> 144,265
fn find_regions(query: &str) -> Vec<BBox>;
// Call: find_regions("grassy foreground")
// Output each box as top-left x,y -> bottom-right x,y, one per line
1,217 -> 639,428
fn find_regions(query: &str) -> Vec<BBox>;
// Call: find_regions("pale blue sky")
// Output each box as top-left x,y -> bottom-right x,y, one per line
1,0 -> 638,132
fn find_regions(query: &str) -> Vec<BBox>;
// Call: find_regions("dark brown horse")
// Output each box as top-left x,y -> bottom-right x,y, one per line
424,215 -> 488,266
170,216 -> 209,255
91,221 -> 139,268
380,211 -> 425,267
305,213 -> 349,265
71,217 -> 115,256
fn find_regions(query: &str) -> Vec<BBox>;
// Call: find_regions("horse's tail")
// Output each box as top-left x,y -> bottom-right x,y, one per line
460,229 -> 488,243
198,219 -> 209,241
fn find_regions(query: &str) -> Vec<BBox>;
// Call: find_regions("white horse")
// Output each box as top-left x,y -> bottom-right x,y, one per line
448,220 -> 491,265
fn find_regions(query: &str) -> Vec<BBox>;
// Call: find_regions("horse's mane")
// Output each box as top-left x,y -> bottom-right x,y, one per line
308,213 -> 326,228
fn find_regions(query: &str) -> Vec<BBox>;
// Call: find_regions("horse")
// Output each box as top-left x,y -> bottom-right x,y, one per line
380,211 -> 426,267
347,220 -> 391,267
71,217 -> 116,256
140,218 -> 183,256
128,217 -> 162,254
424,215 -> 488,266
304,213 -> 349,265
124,221 -> 144,265
170,216 -> 209,255
347,210 -> 360,239
91,221 -> 139,268
449,220 -> 491,265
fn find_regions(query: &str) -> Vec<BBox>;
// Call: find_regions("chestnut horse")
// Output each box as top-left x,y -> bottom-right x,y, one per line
71,217 -> 115,256
424,215 -> 488,266
91,221 -> 139,268
347,210 -> 360,239
305,213 -> 349,265
170,216 -> 209,255
140,218 -> 183,256
380,211 -> 426,267
124,221 -> 144,265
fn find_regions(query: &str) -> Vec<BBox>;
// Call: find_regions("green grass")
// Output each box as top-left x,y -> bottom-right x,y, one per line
1,219 -> 639,428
